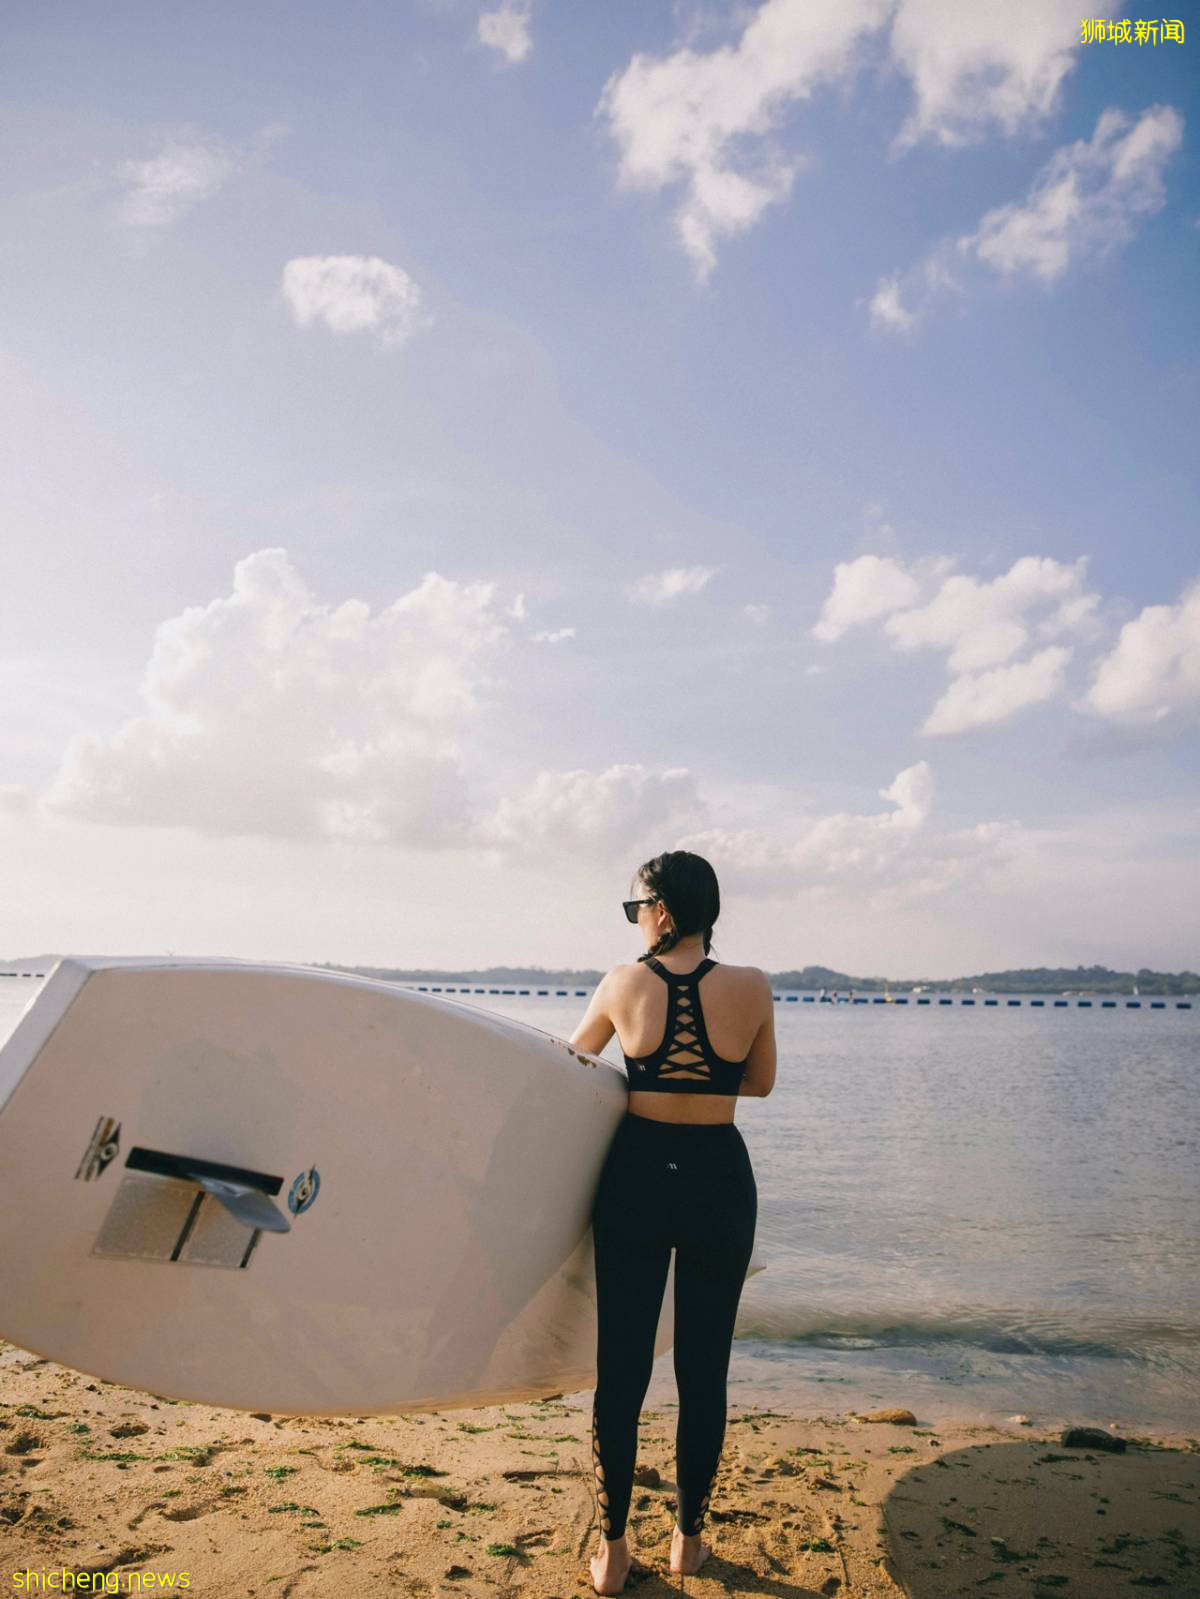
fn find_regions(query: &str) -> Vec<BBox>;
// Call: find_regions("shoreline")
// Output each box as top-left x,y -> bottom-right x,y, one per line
4,1343 -> 1197,1596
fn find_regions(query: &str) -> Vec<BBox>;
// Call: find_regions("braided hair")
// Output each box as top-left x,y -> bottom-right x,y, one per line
632,850 -> 720,963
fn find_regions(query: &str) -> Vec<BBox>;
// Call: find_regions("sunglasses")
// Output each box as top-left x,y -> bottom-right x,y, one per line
622,897 -> 659,923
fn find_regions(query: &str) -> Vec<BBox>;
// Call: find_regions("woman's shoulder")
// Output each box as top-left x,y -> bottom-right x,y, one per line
713,960 -> 771,986
709,964 -> 774,1011
598,961 -> 648,991
599,959 -> 680,996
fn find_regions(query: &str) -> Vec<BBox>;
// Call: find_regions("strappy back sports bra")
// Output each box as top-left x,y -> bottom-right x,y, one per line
622,956 -> 749,1095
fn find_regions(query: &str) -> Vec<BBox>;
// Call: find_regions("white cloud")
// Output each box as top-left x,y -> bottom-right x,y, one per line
507,592 -> 527,619
812,553 -> 927,641
922,645 -> 1071,735
887,0 -> 1110,152
600,0 -> 1118,277
1039,592 -> 1103,639
678,759 -> 1020,899
629,565 -> 720,605
478,763 -> 705,859
27,554 -> 715,865
1079,577 -> 1200,739
598,0 -> 889,279
815,553 -> 1101,733
477,0 -> 533,64
883,555 -> 1095,672
816,556 -> 1200,744
871,104 -> 1184,331
867,242 -> 973,331
743,603 -> 770,626
692,762 -> 936,875
531,626 -> 575,643
281,255 -> 431,350
867,274 -> 918,333
964,104 -> 1183,281
678,786 -> 1197,960
42,550 -> 508,847
117,132 -> 238,230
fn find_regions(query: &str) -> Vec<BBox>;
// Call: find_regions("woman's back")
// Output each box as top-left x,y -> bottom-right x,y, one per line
607,958 -> 775,1123
617,957 -> 762,1063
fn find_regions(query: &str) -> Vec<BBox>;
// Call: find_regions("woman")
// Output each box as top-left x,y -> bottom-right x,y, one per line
569,850 -> 777,1595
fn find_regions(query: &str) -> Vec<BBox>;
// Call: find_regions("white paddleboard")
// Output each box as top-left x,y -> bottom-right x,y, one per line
0,957 -> 763,1416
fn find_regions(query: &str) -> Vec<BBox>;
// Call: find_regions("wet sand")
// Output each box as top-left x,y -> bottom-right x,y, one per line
3,1341 -> 1198,1596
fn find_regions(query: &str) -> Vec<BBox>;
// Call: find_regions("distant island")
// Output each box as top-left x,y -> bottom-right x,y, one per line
2,957 -> 1197,995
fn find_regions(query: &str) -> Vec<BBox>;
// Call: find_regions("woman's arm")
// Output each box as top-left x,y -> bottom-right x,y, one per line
569,969 -> 619,1055
739,970 -> 777,1097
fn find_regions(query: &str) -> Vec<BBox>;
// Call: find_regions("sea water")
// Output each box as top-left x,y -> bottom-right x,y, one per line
3,974 -> 1196,1433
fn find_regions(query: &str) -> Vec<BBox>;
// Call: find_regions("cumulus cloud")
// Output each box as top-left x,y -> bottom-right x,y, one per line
42,550 -> 507,847
629,565 -> 720,605
281,255 -> 431,350
886,0 -> 1110,153
965,104 -> 1183,281
599,0 -> 1117,277
477,0 -> 533,64
922,645 -> 1071,735
812,553 -> 930,641
1078,577 -> 1200,740
678,759 -> 1022,900
477,763 -> 705,859
686,762 -> 934,877
117,132 -> 238,230
871,104 -> 1184,332
815,553 -> 1101,733
484,756 -> 1100,932
31,554 -> 702,864
598,0 -> 889,279
883,556 -> 1096,673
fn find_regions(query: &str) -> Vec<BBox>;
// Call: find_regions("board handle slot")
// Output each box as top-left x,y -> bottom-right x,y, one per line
126,1146 -> 291,1233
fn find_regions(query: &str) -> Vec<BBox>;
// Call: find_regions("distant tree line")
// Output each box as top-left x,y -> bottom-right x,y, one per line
318,960 -> 1200,995
317,962 -> 607,986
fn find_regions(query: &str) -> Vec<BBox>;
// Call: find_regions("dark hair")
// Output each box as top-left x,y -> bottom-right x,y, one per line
632,851 -> 720,962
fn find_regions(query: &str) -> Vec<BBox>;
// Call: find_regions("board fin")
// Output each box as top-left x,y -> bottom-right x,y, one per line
189,1173 -> 291,1233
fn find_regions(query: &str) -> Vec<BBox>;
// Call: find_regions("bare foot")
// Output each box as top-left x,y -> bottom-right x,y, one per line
670,1524 -> 712,1575
589,1534 -> 633,1595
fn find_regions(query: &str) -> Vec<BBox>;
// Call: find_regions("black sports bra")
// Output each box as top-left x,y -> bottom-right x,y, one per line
622,957 -> 749,1095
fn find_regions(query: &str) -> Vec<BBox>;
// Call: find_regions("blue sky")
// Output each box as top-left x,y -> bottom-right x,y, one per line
1,0 -> 1197,975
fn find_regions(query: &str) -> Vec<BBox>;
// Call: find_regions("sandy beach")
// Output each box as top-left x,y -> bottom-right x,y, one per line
3,1340 -> 1197,1597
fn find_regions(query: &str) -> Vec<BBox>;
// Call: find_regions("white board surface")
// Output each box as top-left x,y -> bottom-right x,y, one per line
0,957 -> 762,1416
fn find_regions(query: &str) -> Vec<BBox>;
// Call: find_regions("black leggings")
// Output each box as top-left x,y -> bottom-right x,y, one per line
589,1111 -> 757,1541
